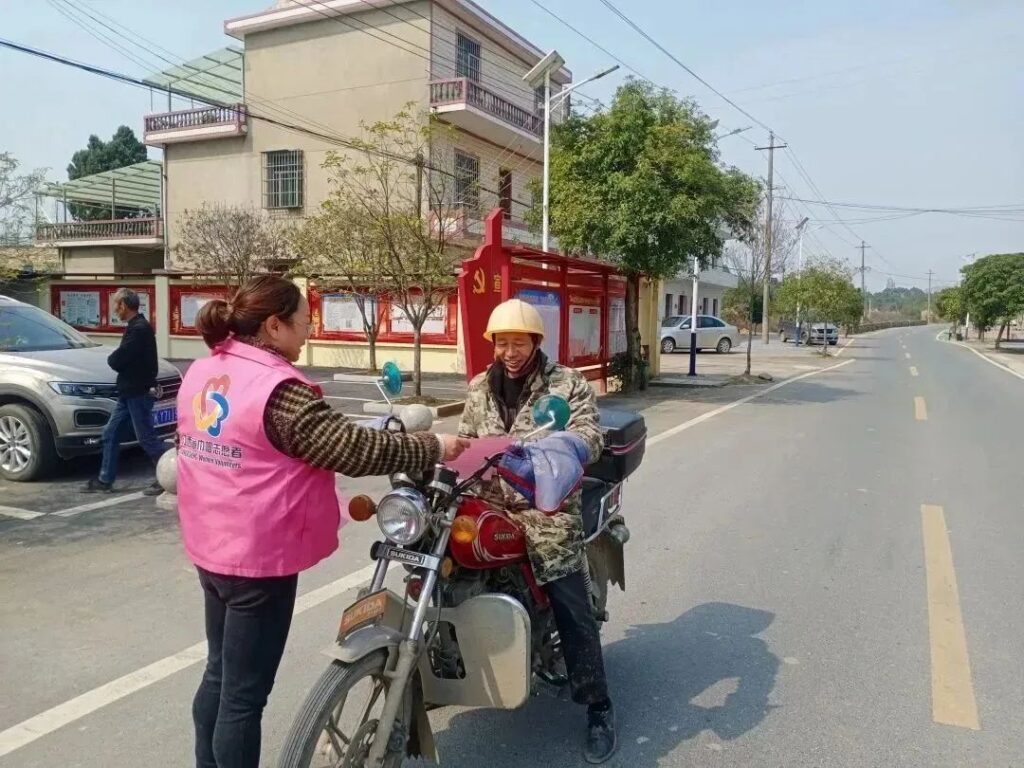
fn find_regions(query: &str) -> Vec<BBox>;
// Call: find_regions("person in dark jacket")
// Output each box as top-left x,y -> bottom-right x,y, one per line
84,288 -> 167,494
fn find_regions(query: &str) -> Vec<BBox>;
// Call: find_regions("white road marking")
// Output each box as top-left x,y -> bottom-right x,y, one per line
53,492 -> 147,518
0,563 -> 378,758
835,337 -> 856,357
951,341 -> 1024,382
648,358 -> 856,447
0,505 -> 44,520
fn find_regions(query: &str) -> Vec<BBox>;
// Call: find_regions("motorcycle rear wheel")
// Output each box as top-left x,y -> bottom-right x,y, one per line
276,651 -> 411,768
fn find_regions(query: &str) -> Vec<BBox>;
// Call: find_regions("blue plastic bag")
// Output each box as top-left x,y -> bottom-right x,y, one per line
498,432 -> 589,513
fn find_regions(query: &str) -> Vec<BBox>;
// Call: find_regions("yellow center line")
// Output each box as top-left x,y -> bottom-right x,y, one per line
921,504 -> 980,730
910,366 -> 919,377
915,396 -> 928,421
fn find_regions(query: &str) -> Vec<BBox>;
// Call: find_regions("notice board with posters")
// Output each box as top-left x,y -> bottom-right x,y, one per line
568,294 -> 602,363
51,284 -> 157,333
517,289 -> 561,363
169,286 -> 228,335
321,293 -> 376,334
608,296 -> 626,354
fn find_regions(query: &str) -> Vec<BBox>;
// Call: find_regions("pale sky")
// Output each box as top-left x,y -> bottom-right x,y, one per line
2,0 -> 1021,290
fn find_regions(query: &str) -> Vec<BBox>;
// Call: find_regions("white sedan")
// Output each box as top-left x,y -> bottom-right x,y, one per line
660,314 -> 741,354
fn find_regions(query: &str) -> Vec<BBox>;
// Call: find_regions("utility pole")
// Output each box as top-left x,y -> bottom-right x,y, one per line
755,132 -> 787,344
927,269 -> 933,323
858,241 -> 870,320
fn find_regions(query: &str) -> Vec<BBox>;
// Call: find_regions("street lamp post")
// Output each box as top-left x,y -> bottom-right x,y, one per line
525,54 -> 618,252
688,255 -> 699,376
793,218 -> 822,345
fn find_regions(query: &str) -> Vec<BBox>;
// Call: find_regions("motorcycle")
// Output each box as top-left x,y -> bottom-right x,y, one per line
278,365 -> 647,768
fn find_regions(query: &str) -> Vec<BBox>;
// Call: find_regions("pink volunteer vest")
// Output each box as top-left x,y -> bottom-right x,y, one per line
177,338 -> 340,577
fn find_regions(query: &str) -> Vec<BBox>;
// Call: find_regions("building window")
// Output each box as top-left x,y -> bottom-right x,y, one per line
664,294 -> 673,319
454,150 -> 480,211
534,85 -> 546,114
712,298 -> 719,317
679,295 -> 688,315
498,168 -> 512,218
701,297 -> 709,314
456,33 -> 481,82
263,150 -> 304,209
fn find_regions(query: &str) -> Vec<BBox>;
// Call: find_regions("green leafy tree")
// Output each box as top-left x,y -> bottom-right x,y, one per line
775,258 -> 860,356
961,253 -> 1024,347
66,126 -> 148,221
543,80 -> 760,389
934,286 -> 966,325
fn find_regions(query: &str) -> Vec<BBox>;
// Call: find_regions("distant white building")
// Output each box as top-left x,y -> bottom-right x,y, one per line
659,263 -> 738,320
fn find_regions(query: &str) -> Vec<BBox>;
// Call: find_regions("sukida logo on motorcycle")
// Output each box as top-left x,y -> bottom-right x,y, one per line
373,543 -> 440,570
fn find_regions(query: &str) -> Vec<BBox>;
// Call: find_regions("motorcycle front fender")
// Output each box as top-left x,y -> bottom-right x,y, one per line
321,624 -> 404,665
321,589 -> 408,665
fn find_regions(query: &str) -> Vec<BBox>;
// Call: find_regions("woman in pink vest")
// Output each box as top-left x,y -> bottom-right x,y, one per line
177,276 -> 467,768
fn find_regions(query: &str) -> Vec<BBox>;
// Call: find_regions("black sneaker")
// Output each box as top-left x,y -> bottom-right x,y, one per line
584,702 -> 618,764
142,481 -> 164,497
83,478 -> 113,493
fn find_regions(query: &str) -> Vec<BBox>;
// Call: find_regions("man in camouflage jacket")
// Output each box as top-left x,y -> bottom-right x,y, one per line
457,297 -> 617,764
458,355 -> 603,584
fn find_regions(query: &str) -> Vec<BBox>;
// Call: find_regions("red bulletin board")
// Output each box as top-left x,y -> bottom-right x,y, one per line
459,209 -> 628,383
51,284 -> 157,333
567,292 -> 603,366
169,285 -> 229,336
308,287 -> 457,345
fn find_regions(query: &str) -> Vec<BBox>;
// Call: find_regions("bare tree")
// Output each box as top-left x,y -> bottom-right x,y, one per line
321,106 -> 458,395
0,153 -> 45,246
723,203 -> 798,375
1,152 -> 50,289
174,204 -> 291,286
291,201 -> 388,370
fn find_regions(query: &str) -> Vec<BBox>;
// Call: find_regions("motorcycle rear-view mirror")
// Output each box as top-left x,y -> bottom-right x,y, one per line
531,394 -> 570,433
376,362 -> 404,407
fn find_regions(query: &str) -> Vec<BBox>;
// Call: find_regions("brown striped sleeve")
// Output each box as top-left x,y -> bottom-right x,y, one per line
263,380 -> 441,477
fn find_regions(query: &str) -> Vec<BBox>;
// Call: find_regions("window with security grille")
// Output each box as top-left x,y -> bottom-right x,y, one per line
456,33 -> 481,82
454,150 -> 480,211
263,150 -> 304,209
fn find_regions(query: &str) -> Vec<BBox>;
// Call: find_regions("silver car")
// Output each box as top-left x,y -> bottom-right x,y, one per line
0,295 -> 181,481
660,314 -> 740,354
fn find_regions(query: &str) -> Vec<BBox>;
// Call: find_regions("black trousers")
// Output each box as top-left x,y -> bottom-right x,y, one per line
192,567 -> 298,768
544,569 -> 610,706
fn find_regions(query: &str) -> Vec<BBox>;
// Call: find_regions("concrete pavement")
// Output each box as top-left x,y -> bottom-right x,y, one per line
1,326 -> 1022,766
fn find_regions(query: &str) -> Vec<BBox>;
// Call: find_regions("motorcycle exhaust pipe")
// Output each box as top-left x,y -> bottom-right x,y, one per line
608,522 -> 630,545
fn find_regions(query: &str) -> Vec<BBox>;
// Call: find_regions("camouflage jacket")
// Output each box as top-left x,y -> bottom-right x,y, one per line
458,357 -> 603,584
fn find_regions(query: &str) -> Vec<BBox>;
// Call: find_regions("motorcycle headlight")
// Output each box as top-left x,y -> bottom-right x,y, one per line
376,488 -> 429,546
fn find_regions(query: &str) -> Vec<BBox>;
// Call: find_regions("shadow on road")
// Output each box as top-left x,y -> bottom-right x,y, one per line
431,602 -> 779,765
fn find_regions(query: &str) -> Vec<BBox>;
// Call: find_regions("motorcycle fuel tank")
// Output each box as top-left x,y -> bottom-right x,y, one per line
448,497 -> 528,569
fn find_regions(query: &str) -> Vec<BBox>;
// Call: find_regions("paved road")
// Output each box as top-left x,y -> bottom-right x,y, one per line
1,327 -> 1021,767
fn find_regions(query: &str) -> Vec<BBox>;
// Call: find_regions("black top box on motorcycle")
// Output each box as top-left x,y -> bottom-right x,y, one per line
586,408 -> 647,483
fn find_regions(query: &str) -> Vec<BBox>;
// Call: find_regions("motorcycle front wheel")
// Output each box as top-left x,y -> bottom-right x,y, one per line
277,650 -> 412,768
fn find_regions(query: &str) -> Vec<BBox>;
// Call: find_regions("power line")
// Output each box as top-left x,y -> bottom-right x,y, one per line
0,37 -> 534,209
525,0 -> 658,87
779,196 -> 1024,215
593,0 -> 773,133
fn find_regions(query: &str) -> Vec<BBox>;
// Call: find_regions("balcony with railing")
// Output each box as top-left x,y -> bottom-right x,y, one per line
430,78 -> 542,154
143,104 -> 248,146
37,218 -> 164,247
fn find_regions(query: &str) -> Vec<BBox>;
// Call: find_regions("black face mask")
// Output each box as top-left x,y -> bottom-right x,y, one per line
488,349 -> 543,432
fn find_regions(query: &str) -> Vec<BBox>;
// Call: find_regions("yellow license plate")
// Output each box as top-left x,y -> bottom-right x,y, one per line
338,591 -> 388,638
